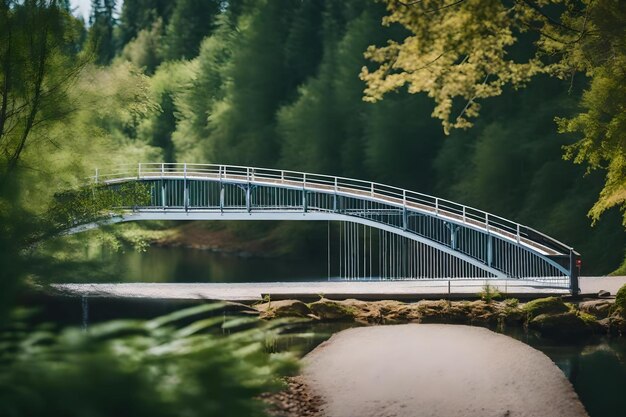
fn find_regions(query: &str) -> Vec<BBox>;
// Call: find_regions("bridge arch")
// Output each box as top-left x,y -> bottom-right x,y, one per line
80,163 -> 579,292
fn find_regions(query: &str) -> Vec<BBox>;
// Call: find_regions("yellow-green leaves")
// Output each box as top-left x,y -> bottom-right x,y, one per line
364,0 -> 626,226
362,0 -> 546,133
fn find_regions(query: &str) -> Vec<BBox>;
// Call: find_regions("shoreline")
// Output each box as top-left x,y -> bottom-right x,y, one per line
253,295 -> 626,340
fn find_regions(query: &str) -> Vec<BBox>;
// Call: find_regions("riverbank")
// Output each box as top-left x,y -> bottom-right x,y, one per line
300,324 -> 588,417
254,288 -> 626,339
51,281 -> 626,339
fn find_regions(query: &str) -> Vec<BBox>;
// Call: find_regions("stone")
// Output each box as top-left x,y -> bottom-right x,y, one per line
497,300 -> 526,326
468,300 -> 499,325
529,312 -> 600,339
597,290 -> 611,298
415,300 -> 471,324
608,315 -> 626,334
309,299 -> 356,321
255,299 -> 312,319
579,299 -> 613,319
522,297 -> 569,319
614,284 -> 626,315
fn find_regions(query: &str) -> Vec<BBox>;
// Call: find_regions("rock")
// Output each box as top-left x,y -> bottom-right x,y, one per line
256,300 -> 312,319
522,297 -> 569,319
529,311 -> 600,339
468,300 -> 499,325
579,299 -> 613,319
497,299 -> 525,326
309,299 -> 356,321
607,315 -> 626,335
614,284 -> 626,315
597,290 -> 611,298
340,299 -> 418,324
500,308 -> 526,326
416,300 -> 471,324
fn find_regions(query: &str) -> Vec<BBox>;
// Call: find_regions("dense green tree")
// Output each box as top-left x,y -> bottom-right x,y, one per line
137,60 -> 195,162
120,18 -> 164,75
161,0 -> 222,61
86,0 -> 117,65
364,93 -> 443,192
278,0 -> 443,186
279,0 -> 384,176
117,0 -> 174,48
172,12 -> 236,162
175,0 -> 313,166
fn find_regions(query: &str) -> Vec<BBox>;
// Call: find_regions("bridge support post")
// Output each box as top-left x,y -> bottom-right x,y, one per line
161,179 -> 166,210
246,185 -> 251,213
184,165 -> 189,212
487,234 -> 493,267
333,178 -> 338,212
569,249 -> 580,295
219,184 -> 224,213
302,190 -> 308,213
448,224 -> 459,250
184,181 -> 189,212
402,207 -> 408,230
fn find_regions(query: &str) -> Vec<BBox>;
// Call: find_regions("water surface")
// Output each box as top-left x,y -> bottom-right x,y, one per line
113,246 -> 326,282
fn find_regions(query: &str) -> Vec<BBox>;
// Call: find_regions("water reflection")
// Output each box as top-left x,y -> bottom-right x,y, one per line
528,337 -> 626,417
114,246 -> 326,283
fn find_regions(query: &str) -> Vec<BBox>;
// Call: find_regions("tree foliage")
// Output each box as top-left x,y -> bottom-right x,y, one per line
0,305 -> 298,417
0,1 -> 84,176
86,0 -> 117,65
118,0 -> 174,47
361,0 -> 626,227
161,0 -> 222,61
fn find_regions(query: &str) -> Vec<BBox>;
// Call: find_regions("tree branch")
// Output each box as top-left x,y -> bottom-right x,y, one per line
7,23 -> 49,172
0,22 -> 12,143
518,0 -> 582,33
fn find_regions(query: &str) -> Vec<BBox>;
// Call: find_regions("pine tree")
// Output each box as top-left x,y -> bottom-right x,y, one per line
118,0 -> 174,48
86,0 -> 116,65
162,0 -> 221,60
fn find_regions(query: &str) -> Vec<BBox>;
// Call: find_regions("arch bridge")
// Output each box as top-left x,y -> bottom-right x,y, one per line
83,163 -> 580,293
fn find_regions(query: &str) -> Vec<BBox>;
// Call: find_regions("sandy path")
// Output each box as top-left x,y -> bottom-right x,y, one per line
303,325 -> 588,417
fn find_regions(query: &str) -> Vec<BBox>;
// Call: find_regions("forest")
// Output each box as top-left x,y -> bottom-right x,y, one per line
0,0 -> 624,292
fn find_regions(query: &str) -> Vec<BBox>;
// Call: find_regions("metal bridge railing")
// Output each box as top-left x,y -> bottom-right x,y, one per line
90,162 -> 574,258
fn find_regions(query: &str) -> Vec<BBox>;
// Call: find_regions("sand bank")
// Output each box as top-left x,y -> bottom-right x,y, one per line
303,324 -> 587,417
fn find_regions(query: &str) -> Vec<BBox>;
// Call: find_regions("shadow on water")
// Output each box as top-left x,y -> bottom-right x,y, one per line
503,327 -> 626,417
103,246 -> 327,283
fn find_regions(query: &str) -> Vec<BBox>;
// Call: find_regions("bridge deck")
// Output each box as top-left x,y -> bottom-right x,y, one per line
53,278 -> 625,302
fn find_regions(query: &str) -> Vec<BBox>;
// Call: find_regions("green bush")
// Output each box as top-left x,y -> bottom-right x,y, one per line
523,297 -> 569,319
0,304 -> 298,417
479,283 -> 501,303
614,284 -> 626,316
502,298 -> 519,309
